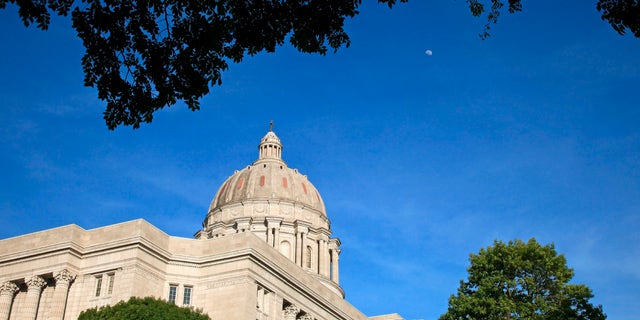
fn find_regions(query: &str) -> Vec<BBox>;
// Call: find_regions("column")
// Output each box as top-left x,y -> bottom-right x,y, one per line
324,240 -> 331,277
266,218 -> 282,249
256,286 -> 265,320
264,291 -> 275,319
330,248 -> 340,284
294,232 -> 302,266
266,218 -> 282,248
273,226 -> 280,249
49,270 -> 76,320
283,304 -> 299,320
262,291 -> 271,318
319,238 -> 329,277
273,295 -> 284,320
300,233 -> 306,269
266,227 -> 271,245
0,282 -> 19,320
294,222 -> 309,268
297,224 -> 309,268
22,276 -> 47,320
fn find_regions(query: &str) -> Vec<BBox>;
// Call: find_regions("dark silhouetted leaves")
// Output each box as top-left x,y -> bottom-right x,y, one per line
0,0 -> 637,129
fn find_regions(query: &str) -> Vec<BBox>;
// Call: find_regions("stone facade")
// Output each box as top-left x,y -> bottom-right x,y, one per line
0,128 -> 403,320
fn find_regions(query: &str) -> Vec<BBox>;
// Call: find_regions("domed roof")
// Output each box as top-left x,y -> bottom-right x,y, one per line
207,128 -> 327,219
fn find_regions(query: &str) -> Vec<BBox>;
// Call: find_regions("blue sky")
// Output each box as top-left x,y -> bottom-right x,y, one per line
1,1 -> 638,319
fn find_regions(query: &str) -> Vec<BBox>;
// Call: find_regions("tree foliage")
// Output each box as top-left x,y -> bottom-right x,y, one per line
439,238 -> 606,320
77,296 -> 211,320
0,0 -> 638,129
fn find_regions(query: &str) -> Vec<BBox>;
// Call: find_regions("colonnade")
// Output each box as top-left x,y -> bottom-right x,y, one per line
0,269 -> 75,320
213,216 -> 342,284
260,219 -> 341,284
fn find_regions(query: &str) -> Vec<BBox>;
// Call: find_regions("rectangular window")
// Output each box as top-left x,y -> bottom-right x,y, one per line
183,286 -> 192,305
168,285 -> 177,303
95,276 -> 102,297
107,274 -> 115,294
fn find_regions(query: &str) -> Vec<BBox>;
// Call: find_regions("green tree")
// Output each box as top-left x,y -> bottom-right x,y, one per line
78,296 -> 211,320
0,0 -> 638,129
439,238 -> 606,320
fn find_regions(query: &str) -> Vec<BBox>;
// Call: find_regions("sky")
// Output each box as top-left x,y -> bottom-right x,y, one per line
0,1 -> 638,319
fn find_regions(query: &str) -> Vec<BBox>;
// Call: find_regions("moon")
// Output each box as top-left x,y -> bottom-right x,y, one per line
425,49 -> 433,56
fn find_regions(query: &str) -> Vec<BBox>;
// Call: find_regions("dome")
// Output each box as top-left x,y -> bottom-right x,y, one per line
208,163 -> 327,216
203,128 -> 329,231
198,126 -> 342,296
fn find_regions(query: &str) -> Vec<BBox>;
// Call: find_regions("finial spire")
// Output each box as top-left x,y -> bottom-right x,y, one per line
257,123 -> 283,163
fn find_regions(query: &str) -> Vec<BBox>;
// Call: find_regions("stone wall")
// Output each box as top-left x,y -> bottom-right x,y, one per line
0,220 -> 367,320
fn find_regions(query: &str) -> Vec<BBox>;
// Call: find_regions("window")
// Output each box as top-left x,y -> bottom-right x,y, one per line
168,285 -> 177,303
305,246 -> 312,269
183,286 -> 192,305
93,271 -> 117,298
95,277 -> 102,297
107,273 -> 115,294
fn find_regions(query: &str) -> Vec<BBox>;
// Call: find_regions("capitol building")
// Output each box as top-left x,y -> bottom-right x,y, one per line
0,128 -> 403,320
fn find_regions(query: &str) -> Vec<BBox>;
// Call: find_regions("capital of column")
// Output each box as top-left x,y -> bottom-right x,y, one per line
266,218 -> 282,228
235,217 -> 252,232
283,304 -> 300,317
294,221 -> 310,234
328,238 -> 341,251
0,282 -> 19,296
209,221 -> 227,238
54,269 -> 76,285
298,313 -> 314,320
318,227 -> 331,238
25,276 -> 46,290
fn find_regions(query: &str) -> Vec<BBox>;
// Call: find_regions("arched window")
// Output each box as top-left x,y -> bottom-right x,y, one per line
305,246 -> 312,269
